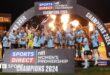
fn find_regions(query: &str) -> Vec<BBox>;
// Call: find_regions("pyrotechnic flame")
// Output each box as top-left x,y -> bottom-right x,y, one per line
50,15 -> 56,20
47,15 -> 49,17
48,15 -> 56,31
71,20 -> 80,27
49,22 -> 56,31
89,22 -> 94,32
61,14 -> 70,31
72,28 -> 76,31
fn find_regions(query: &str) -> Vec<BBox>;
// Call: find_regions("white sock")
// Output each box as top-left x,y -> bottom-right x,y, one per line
76,50 -> 78,57
92,53 -> 95,59
80,50 -> 83,57
94,54 -> 98,65
98,54 -> 100,60
84,59 -> 88,67
97,50 -> 100,59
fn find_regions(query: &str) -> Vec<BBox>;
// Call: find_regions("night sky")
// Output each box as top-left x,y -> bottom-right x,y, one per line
0,0 -> 110,23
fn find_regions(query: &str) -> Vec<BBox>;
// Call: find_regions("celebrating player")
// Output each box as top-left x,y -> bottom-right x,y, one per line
91,30 -> 100,66
33,31 -> 41,49
75,26 -> 84,59
18,27 -> 27,48
9,30 -> 18,49
82,33 -> 91,69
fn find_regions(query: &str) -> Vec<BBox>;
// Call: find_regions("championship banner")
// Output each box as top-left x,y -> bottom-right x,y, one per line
34,0 -> 76,15
1,49 -> 74,73
9,0 -> 110,59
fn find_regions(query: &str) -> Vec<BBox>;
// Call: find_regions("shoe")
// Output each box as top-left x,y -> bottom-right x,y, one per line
83,65 -> 88,69
83,63 -> 89,69
94,61 -> 98,66
76,53 -> 78,58
92,57 -> 95,60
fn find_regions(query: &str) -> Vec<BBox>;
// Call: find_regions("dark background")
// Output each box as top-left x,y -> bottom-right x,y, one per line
0,0 -> 110,23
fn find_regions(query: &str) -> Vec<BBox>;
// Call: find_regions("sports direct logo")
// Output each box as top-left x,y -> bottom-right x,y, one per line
38,2 -> 54,10
9,51 -> 36,64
